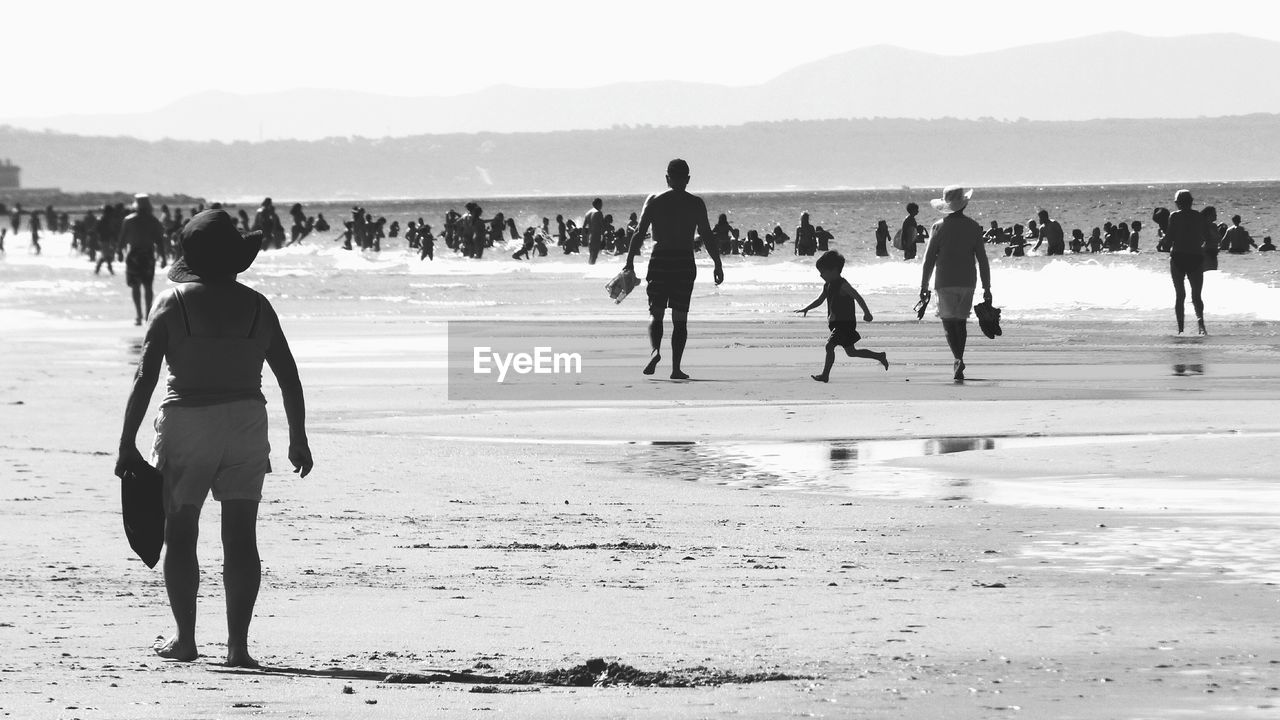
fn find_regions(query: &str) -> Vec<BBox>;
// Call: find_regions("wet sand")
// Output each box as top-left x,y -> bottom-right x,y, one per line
3,304 -> 1280,718
3,247 -> 1280,718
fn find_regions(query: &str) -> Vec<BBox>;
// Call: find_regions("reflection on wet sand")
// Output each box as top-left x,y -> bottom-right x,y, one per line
1172,363 -> 1204,376
630,432 -> 1280,586
633,435 -> 1017,501
635,432 -> 1279,508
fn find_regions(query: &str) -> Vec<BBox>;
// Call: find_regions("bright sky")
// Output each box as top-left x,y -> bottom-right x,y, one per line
10,0 -> 1280,116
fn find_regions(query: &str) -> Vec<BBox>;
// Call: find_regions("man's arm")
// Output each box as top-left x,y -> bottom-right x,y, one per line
624,196 -> 654,271
263,305 -> 313,478
696,199 -> 723,284
116,298 -> 170,477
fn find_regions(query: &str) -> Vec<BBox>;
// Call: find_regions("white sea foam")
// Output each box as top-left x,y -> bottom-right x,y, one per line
9,232 -> 1280,320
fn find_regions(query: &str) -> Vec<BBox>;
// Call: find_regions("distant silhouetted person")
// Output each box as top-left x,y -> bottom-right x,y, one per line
815,225 -> 833,252
584,198 -> 605,264
120,194 -> 168,325
29,211 -> 42,255
1032,209 -> 1064,255
794,212 -> 817,256
1223,214 -> 1257,253
901,202 -> 919,260
1164,189 -> 1212,335
874,220 -> 890,256
623,158 -> 724,380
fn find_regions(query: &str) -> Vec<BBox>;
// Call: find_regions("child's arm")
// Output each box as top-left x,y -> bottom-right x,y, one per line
845,284 -> 873,322
794,287 -> 827,316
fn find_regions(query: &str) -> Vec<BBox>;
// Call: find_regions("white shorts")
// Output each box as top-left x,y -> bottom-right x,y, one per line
152,399 -> 271,512
934,286 -> 975,320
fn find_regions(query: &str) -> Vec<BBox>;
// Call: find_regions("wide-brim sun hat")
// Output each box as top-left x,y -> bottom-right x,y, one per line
168,209 -> 263,283
930,185 -> 973,214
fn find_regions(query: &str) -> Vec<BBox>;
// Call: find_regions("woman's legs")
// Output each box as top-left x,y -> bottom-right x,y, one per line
221,500 -> 261,668
158,505 -> 202,661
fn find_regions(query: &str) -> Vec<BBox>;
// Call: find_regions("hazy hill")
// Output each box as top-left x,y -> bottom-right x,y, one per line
2,33 -> 1275,142
3,114 -> 1276,200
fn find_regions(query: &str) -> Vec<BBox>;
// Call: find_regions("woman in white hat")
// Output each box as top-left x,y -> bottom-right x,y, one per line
116,209 -> 313,667
919,186 -> 992,381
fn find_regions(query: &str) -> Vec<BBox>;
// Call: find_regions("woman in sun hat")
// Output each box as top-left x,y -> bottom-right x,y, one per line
115,208 -> 313,668
919,185 -> 992,381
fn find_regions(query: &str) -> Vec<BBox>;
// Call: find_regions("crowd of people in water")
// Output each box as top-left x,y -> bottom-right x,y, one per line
5,197 -> 1273,268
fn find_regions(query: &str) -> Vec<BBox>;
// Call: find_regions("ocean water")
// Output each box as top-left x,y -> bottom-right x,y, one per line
3,182 -> 1279,322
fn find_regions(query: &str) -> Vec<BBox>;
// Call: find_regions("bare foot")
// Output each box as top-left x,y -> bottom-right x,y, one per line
811,374 -> 829,383
953,359 -> 966,381
225,648 -> 261,668
878,353 -> 889,370
1197,319 -> 1207,336
155,636 -> 198,662
643,352 -> 661,375
670,369 -> 689,380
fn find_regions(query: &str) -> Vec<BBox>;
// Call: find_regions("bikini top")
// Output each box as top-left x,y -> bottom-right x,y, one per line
161,287 -> 272,407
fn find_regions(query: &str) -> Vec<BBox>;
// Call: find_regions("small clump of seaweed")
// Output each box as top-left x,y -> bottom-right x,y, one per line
500,658 -> 809,688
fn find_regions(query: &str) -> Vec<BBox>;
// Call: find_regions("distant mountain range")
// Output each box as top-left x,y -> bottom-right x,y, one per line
2,32 -> 1277,142
4,114 -> 1277,200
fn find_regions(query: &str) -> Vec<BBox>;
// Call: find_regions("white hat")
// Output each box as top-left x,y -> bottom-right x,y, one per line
930,185 -> 973,214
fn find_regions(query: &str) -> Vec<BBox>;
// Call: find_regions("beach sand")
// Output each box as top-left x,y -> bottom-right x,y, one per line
2,252 -> 1280,718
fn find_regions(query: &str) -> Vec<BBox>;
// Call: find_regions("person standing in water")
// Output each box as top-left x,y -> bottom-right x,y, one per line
115,209 -> 313,668
1032,209 -> 1065,255
919,186 -> 992,381
584,198 -> 605,264
623,158 -> 724,380
1163,189 -> 1213,335
901,202 -> 920,260
874,220 -> 890,257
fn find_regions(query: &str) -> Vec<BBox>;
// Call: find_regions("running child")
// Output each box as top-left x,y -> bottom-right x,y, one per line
795,250 -> 888,382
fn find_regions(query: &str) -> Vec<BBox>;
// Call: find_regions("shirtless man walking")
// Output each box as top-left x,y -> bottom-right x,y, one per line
624,159 -> 724,379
